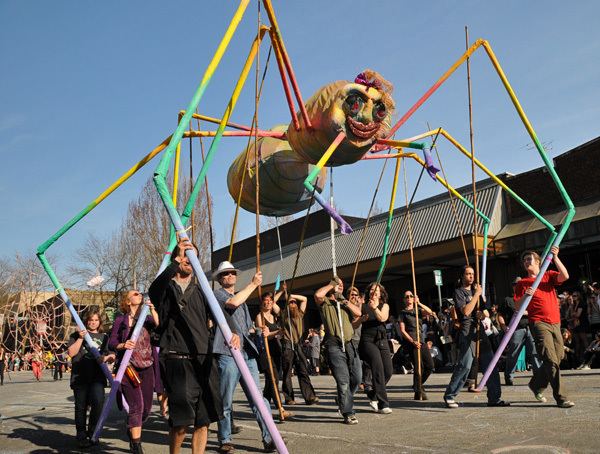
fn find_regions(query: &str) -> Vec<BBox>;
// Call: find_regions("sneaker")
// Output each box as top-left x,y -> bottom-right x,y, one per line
306,396 -> 319,405
528,384 -> 547,403
444,398 -> 459,409
379,407 -> 392,414
487,400 -> 511,407
218,443 -> 235,453
557,400 -> 575,408
343,414 -> 359,425
285,399 -> 297,406
231,424 -> 242,435
582,365 -> 591,370
369,400 -> 379,412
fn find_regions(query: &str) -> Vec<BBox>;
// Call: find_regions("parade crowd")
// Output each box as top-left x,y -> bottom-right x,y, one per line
2,241 -> 599,454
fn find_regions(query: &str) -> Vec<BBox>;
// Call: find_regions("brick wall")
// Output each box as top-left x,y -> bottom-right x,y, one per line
500,136 -> 600,220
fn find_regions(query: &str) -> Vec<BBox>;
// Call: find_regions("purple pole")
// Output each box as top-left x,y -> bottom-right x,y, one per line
183,244 -> 287,452
153,171 -> 287,453
476,250 -> 554,390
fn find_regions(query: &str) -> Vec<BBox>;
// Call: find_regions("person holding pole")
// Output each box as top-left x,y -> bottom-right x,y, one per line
255,292 -> 292,420
398,291 -> 436,400
514,246 -> 574,408
149,239 -> 240,454
67,308 -> 115,448
109,290 -> 160,454
359,282 -> 393,414
212,261 -> 277,453
275,291 -> 318,406
500,277 -> 541,386
314,277 -> 362,424
443,266 -> 508,408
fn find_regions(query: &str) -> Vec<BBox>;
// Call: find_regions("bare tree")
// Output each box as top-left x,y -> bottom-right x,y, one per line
67,232 -> 133,308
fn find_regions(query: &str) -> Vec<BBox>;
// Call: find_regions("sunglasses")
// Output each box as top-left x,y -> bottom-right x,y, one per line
349,293 -> 359,297
221,271 -> 237,277
404,294 -> 414,299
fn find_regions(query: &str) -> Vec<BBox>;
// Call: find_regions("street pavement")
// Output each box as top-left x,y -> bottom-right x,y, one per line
1,368 -> 599,453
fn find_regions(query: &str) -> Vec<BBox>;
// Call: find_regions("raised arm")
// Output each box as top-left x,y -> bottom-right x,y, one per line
461,284 -> 482,316
67,331 -> 86,358
314,279 -> 340,305
343,299 -> 362,318
148,261 -> 179,311
415,295 -> 436,318
225,271 -> 262,309
551,246 -> 569,283
294,294 -> 308,314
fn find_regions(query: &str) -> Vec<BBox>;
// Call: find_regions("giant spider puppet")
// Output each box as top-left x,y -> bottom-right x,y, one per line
227,69 -> 397,223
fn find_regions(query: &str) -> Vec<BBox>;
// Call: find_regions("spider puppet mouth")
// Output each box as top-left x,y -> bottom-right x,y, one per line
345,116 -> 381,140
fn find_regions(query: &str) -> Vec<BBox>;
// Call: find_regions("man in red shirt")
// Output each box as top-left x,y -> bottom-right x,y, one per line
515,246 -> 574,408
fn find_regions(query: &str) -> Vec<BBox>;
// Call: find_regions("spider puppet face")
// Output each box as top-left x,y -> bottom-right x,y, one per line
287,69 -> 395,166
338,70 -> 394,146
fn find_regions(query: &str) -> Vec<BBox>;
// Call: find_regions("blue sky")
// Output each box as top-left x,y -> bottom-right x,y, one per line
1,1 -> 599,270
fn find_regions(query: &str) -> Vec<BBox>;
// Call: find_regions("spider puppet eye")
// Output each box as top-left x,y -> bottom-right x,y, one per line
345,94 -> 364,116
373,102 -> 386,121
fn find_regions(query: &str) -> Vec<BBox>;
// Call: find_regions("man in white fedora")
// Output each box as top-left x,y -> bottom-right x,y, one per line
212,261 -> 276,453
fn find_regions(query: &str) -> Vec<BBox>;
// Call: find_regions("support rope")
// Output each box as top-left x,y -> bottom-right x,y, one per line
465,26 -> 481,386
403,160 -> 422,397
429,127 -> 470,266
228,44 -> 273,262
350,158 -> 388,290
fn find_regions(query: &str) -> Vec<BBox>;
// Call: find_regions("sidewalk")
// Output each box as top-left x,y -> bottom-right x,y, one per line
1,368 -> 599,453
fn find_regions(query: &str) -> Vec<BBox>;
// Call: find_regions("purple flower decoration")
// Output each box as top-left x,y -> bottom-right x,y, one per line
354,72 -> 382,91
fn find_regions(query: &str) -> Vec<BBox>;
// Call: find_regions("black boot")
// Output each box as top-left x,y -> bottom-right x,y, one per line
130,438 -> 144,454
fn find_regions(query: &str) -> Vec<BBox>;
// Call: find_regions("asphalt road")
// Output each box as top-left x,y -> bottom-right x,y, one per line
1,368 -> 599,453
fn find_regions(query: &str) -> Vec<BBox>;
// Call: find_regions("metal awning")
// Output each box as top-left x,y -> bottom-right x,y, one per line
494,199 -> 600,241
230,181 -> 503,287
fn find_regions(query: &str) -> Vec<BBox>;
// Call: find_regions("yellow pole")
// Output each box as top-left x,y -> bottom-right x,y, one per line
92,137 -> 171,205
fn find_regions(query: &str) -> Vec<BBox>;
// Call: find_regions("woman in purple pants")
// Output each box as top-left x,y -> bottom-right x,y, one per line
109,290 -> 160,454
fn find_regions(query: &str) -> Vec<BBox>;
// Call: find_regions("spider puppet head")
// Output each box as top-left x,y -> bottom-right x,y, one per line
341,70 -> 395,145
287,69 -> 395,166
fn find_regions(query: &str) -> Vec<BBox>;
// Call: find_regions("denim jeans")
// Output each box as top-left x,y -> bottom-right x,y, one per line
73,381 -> 105,438
326,341 -> 361,416
504,327 -> 541,381
444,333 -> 502,403
350,341 -> 362,395
217,352 -> 272,445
